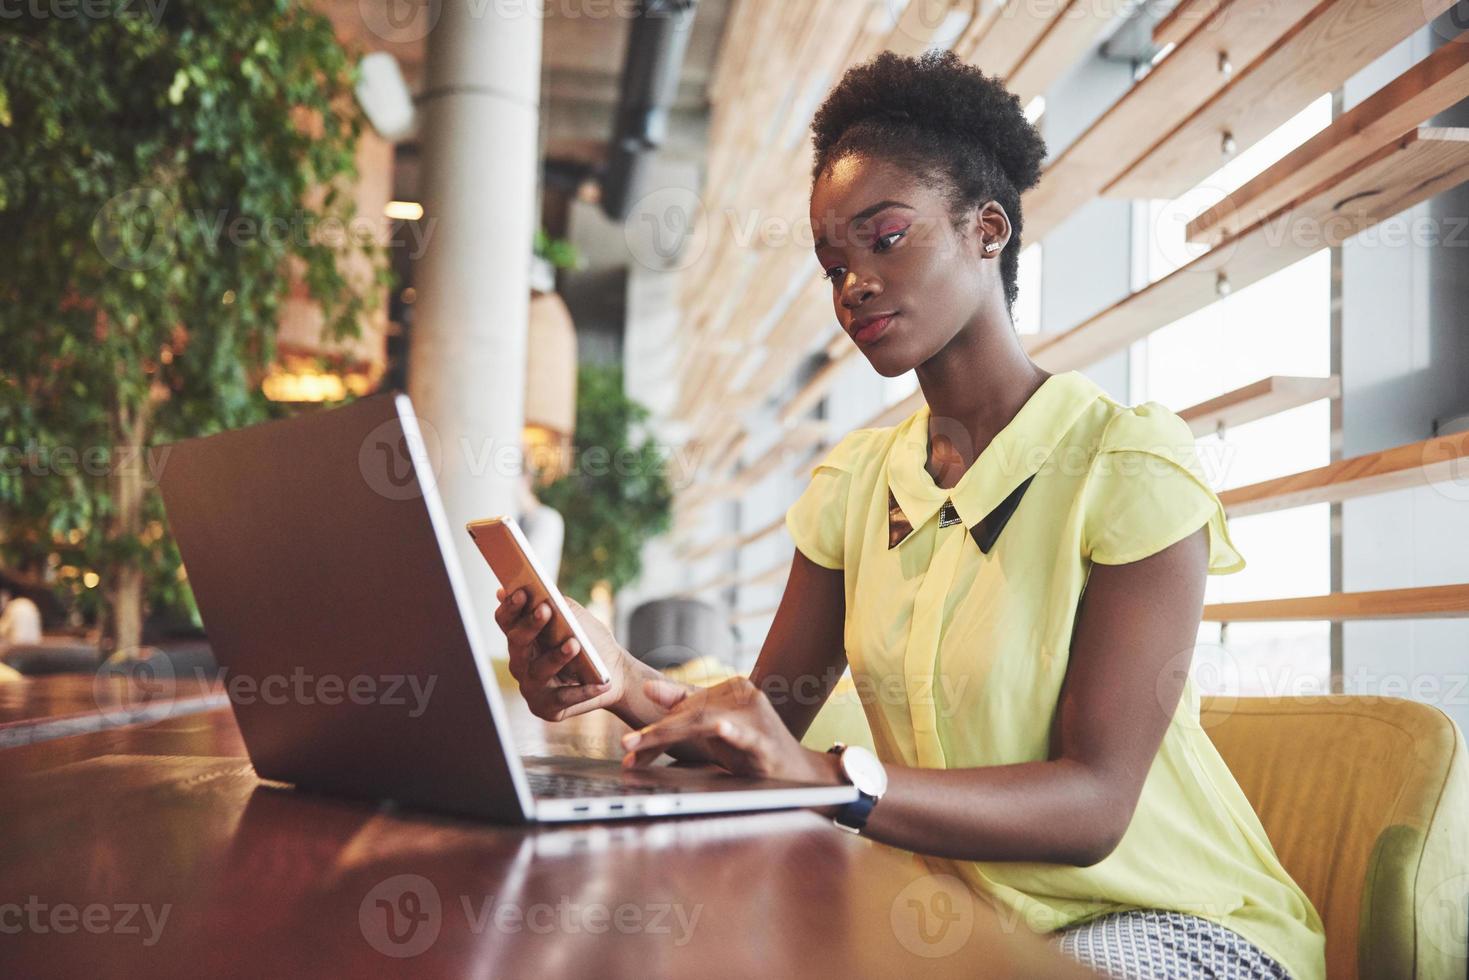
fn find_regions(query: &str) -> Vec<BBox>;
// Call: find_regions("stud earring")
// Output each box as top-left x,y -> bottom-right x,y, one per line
983,240 -> 1001,253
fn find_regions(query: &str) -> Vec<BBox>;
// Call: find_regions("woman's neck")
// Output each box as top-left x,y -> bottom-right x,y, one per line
914,316 -> 1050,488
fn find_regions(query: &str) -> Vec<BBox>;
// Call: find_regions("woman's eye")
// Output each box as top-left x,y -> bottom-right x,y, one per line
822,267 -> 846,283
874,230 -> 905,252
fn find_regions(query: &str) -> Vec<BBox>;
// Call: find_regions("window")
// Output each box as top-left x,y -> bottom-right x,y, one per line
1136,96 -> 1335,697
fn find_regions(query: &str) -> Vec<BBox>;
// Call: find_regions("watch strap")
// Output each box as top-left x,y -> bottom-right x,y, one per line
827,743 -> 879,833
833,789 -> 878,833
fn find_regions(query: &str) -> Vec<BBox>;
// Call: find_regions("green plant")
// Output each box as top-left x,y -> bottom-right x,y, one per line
534,228 -> 582,271
0,3 -> 386,653
538,363 -> 673,604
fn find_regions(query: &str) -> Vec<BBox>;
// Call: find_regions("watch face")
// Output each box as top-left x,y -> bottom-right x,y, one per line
841,745 -> 888,798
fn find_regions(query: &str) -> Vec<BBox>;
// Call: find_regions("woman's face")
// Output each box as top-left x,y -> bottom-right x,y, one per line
809,153 -> 1005,377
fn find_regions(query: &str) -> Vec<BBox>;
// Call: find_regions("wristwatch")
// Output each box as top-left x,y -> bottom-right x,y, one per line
827,742 -> 888,833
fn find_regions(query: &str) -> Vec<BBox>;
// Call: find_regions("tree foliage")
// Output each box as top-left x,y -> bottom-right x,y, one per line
0,1 -> 385,645
538,363 -> 673,604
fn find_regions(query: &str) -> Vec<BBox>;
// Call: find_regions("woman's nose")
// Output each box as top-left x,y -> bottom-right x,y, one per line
840,273 -> 881,310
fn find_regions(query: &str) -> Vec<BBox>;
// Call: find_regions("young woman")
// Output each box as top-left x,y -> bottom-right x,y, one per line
495,50 -> 1326,980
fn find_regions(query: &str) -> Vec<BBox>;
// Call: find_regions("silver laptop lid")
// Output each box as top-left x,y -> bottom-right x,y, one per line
157,392 -> 535,821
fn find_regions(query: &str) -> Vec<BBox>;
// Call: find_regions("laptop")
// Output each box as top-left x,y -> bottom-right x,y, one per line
156,392 -> 857,823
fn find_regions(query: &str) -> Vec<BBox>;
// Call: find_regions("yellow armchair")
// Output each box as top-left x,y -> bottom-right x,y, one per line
1201,696 -> 1469,979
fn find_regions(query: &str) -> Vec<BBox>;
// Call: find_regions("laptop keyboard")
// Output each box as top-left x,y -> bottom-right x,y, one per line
525,770 -> 669,800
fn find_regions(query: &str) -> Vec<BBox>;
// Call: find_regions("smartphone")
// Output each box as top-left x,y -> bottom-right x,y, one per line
465,516 -> 612,687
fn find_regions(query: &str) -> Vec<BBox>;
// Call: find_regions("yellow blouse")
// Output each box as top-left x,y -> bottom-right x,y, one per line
785,370 -> 1326,980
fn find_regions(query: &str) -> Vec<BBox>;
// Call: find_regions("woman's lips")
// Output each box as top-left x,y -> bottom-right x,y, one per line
851,313 -> 897,345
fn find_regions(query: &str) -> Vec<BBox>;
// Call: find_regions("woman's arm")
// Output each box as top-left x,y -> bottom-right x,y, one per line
622,525 -> 1211,866
856,526 -> 1209,863
749,551 -> 849,739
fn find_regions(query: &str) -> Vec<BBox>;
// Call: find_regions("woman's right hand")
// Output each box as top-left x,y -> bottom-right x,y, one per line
494,587 -> 631,722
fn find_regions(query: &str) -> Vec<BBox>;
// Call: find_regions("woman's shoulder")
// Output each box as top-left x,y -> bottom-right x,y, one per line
1089,396 -> 1212,483
806,416 -> 910,478
1094,397 -> 1195,449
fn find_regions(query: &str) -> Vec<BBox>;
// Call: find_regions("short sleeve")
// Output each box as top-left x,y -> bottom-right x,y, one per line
784,431 -> 867,570
1082,403 -> 1246,574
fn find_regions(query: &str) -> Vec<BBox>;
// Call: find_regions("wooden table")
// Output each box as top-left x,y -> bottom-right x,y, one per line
0,694 -> 1097,978
0,673 -> 226,751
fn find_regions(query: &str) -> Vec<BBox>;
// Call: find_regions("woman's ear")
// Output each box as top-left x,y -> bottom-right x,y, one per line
974,200 -> 1012,258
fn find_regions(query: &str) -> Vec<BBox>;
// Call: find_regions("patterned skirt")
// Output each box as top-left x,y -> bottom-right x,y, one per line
1050,909 -> 1293,980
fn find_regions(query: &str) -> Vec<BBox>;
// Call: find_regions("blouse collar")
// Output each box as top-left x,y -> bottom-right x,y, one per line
885,370 -> 1104,551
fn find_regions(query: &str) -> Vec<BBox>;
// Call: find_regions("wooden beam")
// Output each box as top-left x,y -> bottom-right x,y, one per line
950,0 -> 1007,62
681,569 -> 740,596
1006,1 -> 1127,107
1106,0 -> 1457,200
1030,127 -> 1469,373
823,329 -> 851,359
965,1 -> 1060,82
778,349 -> 861,425
1220,428 -> 1469,519
1178,375 -> 1339,437
869,389 -> 925,430
699,429 -> 750,484
1186,38 -> 1469,247
698,421 -> 830,507
679,558 -> 792,598
1204,584 -> 1469,622
1022,0 -> 1306,245
735,512 -> 790,551
744,560 -> 794,589
883,0 -> 971,57
677,531 -> 740,563
680,511 -> 789,562
1152,0 -> 1230,49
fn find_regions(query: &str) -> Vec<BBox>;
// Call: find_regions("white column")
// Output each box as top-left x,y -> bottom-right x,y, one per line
410,1 -> 542,656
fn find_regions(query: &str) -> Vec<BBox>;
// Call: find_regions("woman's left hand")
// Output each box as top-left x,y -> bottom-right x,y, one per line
620,676 -> 841,786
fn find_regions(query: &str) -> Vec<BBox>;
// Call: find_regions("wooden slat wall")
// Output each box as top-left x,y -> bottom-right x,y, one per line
1106,0 -> 1460,200
673,0 -> 1097,493
662,0 -> 1469,642
1030,128 -> 1469,374
1186,38 -> 1469,246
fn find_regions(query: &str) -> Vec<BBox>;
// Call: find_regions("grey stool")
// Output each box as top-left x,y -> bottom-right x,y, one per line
2,638 -> 103,676
626,598 -> 734,670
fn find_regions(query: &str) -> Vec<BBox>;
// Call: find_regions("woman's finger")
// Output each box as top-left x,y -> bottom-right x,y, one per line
711,718 -> 759,750
504,602 -> 553,649
642,676 -> 692,710
542,682 -> 616,721
620,716 -> 725,766
529,638 -> 581,685
493,588 -> 527,630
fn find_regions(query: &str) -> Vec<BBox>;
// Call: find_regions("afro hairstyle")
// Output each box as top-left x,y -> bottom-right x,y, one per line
809,49 -> 1048,315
